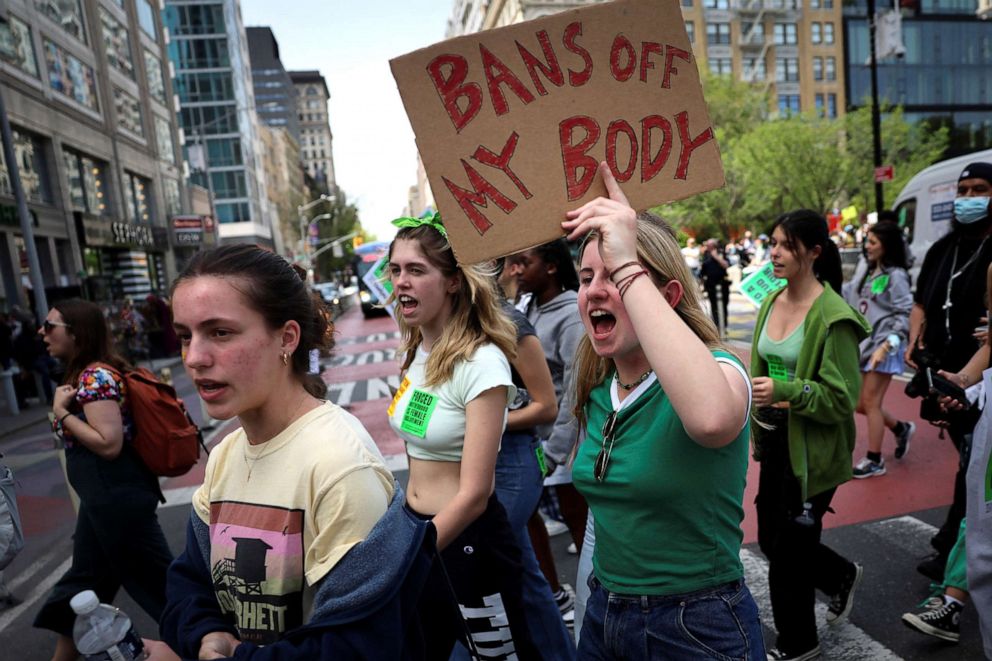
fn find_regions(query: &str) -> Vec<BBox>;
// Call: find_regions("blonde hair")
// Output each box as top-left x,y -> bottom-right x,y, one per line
389,226 -> 517,386
572,212 -> 734,429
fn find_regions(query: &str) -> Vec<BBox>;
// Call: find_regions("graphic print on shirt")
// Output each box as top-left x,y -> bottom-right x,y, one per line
209,501 -> 305,644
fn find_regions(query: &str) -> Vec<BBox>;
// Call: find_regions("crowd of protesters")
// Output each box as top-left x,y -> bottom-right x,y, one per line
10,160 -> 992,660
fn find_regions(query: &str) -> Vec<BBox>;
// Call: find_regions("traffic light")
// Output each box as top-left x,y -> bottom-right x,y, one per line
352,235 -> 364,249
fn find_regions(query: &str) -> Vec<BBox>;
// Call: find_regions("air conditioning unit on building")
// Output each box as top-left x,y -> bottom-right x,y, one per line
979,0 -> 992,19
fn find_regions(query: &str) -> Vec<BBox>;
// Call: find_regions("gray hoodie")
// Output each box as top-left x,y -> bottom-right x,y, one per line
842,262 -> 912,364
525,289 -> 585,440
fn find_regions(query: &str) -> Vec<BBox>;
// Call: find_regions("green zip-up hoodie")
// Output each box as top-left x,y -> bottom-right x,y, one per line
751,284 -> 870,500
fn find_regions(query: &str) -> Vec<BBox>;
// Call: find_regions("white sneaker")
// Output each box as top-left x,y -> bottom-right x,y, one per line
562,608 -> 575,629
544,518 -> 568,537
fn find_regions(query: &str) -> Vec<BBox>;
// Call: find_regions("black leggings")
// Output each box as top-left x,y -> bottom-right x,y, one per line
754,407 -> 854,654
34,494 -> 173,637
409,495 -> 539,660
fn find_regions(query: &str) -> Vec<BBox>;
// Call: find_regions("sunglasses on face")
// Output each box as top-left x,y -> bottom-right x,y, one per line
43,320 -> 71,333
594,410 -> 619,482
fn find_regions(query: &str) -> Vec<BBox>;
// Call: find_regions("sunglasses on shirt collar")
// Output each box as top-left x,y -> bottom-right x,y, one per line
594,410 -> 619,482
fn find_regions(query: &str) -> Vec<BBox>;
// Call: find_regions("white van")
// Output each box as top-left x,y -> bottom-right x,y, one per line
892,148 -> 992,276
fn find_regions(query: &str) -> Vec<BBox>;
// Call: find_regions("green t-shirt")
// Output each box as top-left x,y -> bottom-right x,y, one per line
573,350 -> 749,596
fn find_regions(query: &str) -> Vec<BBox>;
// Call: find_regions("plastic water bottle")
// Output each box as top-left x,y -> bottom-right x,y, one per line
70,590 -> 148,661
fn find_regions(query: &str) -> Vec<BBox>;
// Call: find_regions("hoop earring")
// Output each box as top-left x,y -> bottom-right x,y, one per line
281,351 -> 289,366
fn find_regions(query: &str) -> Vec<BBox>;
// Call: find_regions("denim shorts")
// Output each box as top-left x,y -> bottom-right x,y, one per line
578,575 -> 765,660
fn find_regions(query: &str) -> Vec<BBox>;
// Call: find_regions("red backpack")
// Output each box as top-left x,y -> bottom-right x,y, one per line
97,364 -> 204,477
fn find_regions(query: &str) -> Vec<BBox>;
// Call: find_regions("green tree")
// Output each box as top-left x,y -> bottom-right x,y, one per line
734,113 -> 852,220
656,73 -> 770,239
843,105 -> 948,211
313,187 -> 361,282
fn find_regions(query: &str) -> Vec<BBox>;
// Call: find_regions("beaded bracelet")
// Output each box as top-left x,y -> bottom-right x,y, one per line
609,261 -> 642,283
53,412 -> 72,437
614,268 -> 647,293
618,271 -> 648,300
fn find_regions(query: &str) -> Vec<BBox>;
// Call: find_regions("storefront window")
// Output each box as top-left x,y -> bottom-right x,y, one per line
125,172 -> 151,223
114,87 -> 143,136
40,0 -> 86,43
0,15 -> 39,78
99,7 -> 134,79
0,129 -> 52,203
144,49 -> 166,103
44,40 -> 99,110
155,116 -> 175,164
63,148 -> 109,216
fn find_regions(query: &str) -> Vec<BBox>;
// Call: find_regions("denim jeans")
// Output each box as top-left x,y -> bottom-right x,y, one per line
575,510 -> 596,645
451,432 -> 576,661
578,576 -> 765,660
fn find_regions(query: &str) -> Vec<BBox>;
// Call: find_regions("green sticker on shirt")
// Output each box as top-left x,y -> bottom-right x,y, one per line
767,354 -> 788,381
400,389 -> 437,438
870,274 -> 890,295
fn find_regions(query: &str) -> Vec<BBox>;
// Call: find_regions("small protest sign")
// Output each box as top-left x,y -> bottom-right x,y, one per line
391,0 -> 723,264
738,262 -> 786,309
362,254 -> 396,319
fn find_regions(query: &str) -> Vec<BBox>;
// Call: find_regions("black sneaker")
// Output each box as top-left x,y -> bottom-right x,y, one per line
895,421 -> 916,459
766,644 -> 821,660
827,562 -> 863,625
902,597 -> 962,643
917,553 -> 947,582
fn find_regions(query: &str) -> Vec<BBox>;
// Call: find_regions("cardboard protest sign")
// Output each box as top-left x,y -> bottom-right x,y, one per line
391,0 -> 723,264
738,262 -> 786,309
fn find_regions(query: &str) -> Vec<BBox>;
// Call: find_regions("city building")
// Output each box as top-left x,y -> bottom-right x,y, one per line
245,26 -> 300,144
289,70 -> 336,191
257,122 -> 306,258
679,0 -> 846,118
843,0 -> 992,156
0,0 -> 185,309
164,0 -> 275,247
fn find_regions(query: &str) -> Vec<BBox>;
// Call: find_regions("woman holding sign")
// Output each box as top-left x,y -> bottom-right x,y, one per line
751,210 -> 870,661
386,215 -> 539,659
561,163 -> 763,660
841,220 -> 915,478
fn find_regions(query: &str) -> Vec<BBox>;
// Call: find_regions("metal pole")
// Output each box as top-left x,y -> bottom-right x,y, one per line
0,84 -> 48,324
867,0 -> 885,213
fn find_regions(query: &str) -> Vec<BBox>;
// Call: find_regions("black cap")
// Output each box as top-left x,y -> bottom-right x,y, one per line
959,162 -> 992,185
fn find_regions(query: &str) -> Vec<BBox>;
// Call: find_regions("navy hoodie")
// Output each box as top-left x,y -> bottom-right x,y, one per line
160,485 -> 434,660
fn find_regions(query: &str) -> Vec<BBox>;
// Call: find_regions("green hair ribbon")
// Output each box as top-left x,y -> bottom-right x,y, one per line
391,212 -> 447,239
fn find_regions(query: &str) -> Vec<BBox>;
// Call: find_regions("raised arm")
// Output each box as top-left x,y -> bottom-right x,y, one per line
562,162 -> 749,447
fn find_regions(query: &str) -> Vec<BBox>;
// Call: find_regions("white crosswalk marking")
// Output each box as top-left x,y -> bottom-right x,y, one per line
742,538 -> 907,660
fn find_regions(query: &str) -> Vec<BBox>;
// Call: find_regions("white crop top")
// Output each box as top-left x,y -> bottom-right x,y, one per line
388,343 -> 516,462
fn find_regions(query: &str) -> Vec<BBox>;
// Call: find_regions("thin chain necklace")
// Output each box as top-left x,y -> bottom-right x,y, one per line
243,394 -> 311,481
616,369 -> 653,390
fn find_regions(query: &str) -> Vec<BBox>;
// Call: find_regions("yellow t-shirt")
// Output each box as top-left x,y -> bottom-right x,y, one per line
192,401 -> 394,645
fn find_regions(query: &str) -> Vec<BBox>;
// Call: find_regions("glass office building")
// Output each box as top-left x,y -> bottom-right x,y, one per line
844,0 -> 992,155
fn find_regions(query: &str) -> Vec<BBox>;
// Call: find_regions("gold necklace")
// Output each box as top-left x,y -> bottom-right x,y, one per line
242,394 -> 312,481
617,369 -> 652,390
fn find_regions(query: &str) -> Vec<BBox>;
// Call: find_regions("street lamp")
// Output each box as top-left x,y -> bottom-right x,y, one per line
297,194 -> 335,273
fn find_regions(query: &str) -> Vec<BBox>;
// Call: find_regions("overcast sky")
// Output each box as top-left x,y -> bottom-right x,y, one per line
240,0 -> 452,241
